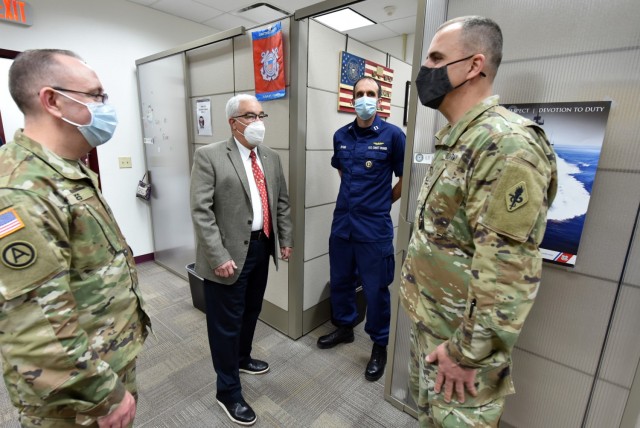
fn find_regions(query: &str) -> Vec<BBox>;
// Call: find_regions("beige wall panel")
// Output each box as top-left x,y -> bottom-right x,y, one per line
389,57 -> 412,109
308,19 -> 346,92
503,349 -> 592,428
387,105 -> 407,133
346,38 -> 387,66
233,33 -> 255,92
600,285 -> 640,387
263,96 -> 290,150
191,93 -> 235,145
585,380 -> 628,428
448,0 -> 639,61
233,19 -> 292,92
272,149 -> 290,191
623,217 -> 640,287
305,150 -> 340,207
304,204 -> 334,262
562,171 -> 640,281
303,254 -> 331,311
265,260 -> 288,311
187,40 -> 234,96
306,88 -> 350,151
517,268 -> 616,374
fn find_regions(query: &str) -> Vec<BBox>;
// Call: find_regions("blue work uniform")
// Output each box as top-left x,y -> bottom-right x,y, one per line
329,115 -> 406,346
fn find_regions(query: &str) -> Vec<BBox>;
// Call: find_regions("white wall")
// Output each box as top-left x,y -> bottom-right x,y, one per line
368,33 -> 416,64
1,0 -> 216,256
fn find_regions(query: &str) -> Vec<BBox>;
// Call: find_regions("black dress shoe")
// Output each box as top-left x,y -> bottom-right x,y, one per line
239,358 -> 269,375
365,343 -> 387,381
317,326 -> 354,349
217,398 -> 257,426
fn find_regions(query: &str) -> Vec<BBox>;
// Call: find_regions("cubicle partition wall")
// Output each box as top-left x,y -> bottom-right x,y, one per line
387,0 -> 640,427
136,8 -> 413,340
298,18 -> 411,334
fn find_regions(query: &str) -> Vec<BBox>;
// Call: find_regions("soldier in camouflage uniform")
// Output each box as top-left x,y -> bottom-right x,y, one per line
0,49 -> 150,427
400,17 -> 557,427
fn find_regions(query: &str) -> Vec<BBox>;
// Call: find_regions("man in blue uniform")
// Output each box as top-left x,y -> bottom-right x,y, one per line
317,76 -> 406,382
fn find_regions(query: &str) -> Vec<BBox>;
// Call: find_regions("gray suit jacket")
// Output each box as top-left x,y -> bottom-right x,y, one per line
190,137 -> 293,285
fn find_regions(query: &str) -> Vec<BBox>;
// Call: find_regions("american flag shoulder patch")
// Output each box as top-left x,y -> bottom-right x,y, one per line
0,208 -> 25,239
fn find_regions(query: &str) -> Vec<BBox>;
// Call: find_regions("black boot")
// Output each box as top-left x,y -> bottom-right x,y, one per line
317,326 -> 354,349
365,343 -> 387,381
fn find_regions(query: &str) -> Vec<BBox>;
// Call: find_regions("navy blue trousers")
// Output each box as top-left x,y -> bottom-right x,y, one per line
328,235 -> 394,346
203,238 -> 270,403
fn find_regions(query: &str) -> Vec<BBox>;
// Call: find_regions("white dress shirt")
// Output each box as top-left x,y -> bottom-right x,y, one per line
234,138 -> 265,232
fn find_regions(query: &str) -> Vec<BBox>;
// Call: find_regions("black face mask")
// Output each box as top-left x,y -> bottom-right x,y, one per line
415,55 -> 484,110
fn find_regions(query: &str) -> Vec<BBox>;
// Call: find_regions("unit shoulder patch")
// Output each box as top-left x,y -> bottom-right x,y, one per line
506,181 -> 528,211
2,241 -> 36,269
479,158 -> 545,242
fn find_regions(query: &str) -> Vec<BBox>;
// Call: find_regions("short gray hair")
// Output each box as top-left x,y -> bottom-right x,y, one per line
225,94 -> 259,119
9,49 -> 84,114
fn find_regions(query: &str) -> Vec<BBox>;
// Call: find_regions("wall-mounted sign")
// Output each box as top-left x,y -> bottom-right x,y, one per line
338,51 -> 394,118
252,22 -> 285,102
503,101 -> 612,267
0,0 -> 33,27
195,98 -> 212,136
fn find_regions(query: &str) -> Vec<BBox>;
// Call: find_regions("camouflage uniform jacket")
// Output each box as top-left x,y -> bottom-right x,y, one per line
400,96 -> 557,407
0,130 -> 150,421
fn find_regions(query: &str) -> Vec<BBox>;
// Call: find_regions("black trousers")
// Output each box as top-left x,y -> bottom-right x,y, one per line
203,238 -> 271,403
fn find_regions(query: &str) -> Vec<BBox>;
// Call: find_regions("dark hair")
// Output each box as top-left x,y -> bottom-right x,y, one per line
440,16 -> 503,79
352,76 -> 381,98
9,49 -> 84,114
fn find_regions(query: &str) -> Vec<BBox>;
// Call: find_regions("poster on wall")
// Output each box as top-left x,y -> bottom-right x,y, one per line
338,51 -> 393,118
503,101 -> 612,266
195,98 -> 212,136
252,22 -> 285,101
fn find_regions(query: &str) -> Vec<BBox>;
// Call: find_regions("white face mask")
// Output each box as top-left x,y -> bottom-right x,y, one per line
237,120 -> 266,146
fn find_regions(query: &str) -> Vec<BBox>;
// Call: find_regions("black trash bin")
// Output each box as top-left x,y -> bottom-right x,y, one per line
186,263 -> 206,314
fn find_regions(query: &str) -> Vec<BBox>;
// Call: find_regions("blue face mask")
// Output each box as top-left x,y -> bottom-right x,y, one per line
354,96 -> 378,120
56,90 -> 118,147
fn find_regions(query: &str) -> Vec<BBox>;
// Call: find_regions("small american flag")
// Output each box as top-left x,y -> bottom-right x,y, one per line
338,51 -> 394,118
0,208 -> 25,238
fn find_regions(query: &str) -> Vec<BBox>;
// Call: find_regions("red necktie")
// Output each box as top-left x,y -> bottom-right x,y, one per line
250,150 -> 271,238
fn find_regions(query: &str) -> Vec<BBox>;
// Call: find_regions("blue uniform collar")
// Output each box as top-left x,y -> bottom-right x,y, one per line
348,114 -> 384,137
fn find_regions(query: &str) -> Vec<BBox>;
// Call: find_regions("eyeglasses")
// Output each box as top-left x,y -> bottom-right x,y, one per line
233,113 -> 268,122
51,86 -> 109,104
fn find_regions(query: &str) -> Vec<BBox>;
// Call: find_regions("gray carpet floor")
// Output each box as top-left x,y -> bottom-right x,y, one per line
0,261 -> 416,427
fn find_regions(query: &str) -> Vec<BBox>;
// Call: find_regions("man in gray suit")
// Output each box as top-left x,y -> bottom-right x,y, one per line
190,94 -> 293,426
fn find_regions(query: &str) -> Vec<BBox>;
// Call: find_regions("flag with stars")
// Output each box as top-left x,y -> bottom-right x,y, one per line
338,51 -> 393,118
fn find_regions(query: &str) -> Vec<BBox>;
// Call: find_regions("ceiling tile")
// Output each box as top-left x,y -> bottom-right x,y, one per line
126,0 -> 159,6
345,23 -> 398,43
192,0 -> 255,13
381,15 -> 416,35
150,0 -> 224,23
201,12 -> 257,31
351,0 -> 418,24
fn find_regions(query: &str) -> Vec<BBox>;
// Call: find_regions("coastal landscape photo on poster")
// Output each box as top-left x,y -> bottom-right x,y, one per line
503,101 -> 612,266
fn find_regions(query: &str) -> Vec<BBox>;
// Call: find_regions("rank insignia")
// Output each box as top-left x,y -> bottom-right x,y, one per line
506,181 -> 528,211
2,241 -> 36,269
365,160 -> 373,169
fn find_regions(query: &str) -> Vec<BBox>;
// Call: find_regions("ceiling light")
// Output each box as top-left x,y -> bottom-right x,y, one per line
235,3 -> 289,24
314,7 -> 375,32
